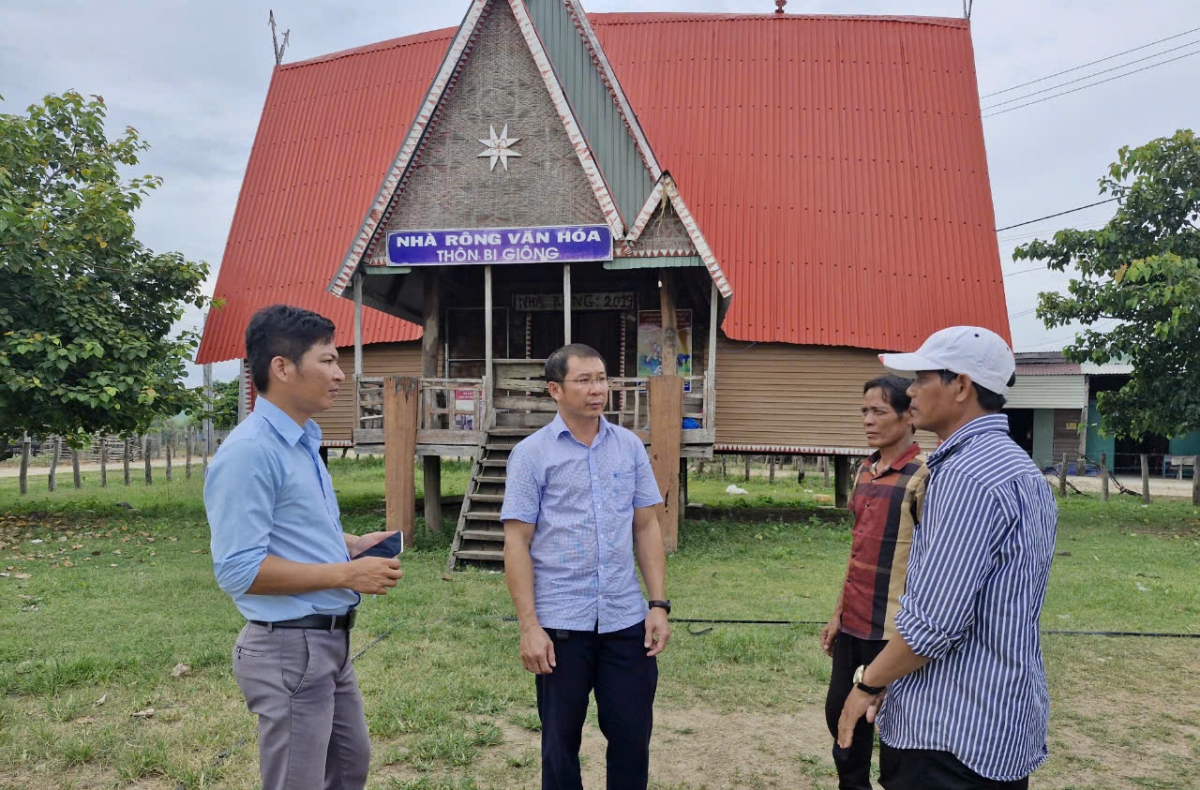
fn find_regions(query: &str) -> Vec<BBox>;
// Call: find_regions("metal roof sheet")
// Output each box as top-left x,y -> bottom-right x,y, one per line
198,10 -> 1009,363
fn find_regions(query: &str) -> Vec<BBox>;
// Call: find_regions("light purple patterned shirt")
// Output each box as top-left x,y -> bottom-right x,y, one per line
501,414 -> 663,633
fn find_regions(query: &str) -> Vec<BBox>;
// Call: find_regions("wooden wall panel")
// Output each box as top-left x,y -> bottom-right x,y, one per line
319,342 -> 423,445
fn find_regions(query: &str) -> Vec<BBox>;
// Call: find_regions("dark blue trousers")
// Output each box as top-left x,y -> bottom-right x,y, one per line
535,621 -> 658,790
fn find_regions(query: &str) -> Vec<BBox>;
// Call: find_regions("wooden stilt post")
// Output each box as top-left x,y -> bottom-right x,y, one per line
834,456 -> 851,508
649,376 -> 684,552
422,273 -> 442,532
1100,452 -> 1109,502
484,265 -> 494,420
659,270 -> 677,376
143,435 -> 153,485
1140,453 -> 1151,504
19,433 -> 31,496
384,376 -> 420,550
563,264 -> 572,345
679,457 -> 689,513
124,438 -> 132,486
71,446 -> 81,489
100,437 -> 108,488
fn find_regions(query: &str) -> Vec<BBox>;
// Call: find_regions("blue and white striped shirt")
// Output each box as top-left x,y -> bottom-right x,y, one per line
877,414 -> 1057,781
500,415 -> 663,633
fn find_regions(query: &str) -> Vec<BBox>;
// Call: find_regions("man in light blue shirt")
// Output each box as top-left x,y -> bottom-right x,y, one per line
205,305 -> 403,790
502,343 -> 671,790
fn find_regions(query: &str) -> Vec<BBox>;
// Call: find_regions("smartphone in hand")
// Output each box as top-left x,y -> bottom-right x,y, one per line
357,532 -> 404,559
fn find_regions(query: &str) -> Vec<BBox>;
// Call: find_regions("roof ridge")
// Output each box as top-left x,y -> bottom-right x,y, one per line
589,12 -> 969,28
280,11 -> 968,71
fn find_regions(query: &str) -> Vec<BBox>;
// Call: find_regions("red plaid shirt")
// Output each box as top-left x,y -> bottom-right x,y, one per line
840,443 -> 928,641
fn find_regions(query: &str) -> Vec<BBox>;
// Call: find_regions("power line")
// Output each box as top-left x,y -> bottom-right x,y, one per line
983,49 -> 1200,118
996,199 -> 1119,233
981,39 -> 1200,111
981,25 -> 1200,99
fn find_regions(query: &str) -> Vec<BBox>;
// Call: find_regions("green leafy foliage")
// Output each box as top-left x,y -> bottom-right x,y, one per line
0,92 -> 210,446
187,378 -> 239,431
1015,129 -> 1200,439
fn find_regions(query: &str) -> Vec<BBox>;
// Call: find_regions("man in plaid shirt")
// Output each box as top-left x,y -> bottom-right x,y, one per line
821,375 -> 928,790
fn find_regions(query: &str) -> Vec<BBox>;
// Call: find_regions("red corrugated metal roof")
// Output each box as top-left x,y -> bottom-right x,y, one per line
198,12 -> 1008,363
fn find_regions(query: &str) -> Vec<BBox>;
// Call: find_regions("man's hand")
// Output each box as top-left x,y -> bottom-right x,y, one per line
520,625 -> 556,674
837,688 -> 886,749
644,607 -> 671,657
819,615 -> 840,657
350,531 -> 398,558
344,557 -> 403,594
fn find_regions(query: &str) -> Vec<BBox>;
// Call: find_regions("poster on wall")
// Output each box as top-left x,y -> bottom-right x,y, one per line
454,389 -> 476,431
637,310 -> 692,392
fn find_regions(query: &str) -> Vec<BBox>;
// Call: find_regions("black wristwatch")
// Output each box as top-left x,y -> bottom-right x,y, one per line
648,600 -> 672,615
853,664 -> 886,695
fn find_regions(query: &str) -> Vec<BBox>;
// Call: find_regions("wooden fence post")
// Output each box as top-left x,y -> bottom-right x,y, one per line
384,376 -> 420,550
1100,452 -> 1109,502
123,438 -> 132,486
185,429 -> 193,480
71,446 -> 81,489
143,435 -> 153,485
743,456 -> 751,482
1193,455 -> 1199,507
822,456 -> 831,487
19,432 -> 31,496
649,376 -> 684,552
99,437 -> 108,488
165,434 -> 173,482
1140,453 -> 1151,505
48,437 -> 60,492
720,454 -> 727,480
1058,453 -> 1067,497
768,455 -> 776,484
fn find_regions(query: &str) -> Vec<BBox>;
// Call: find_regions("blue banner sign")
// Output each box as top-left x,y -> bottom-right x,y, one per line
387,225 -> 613,266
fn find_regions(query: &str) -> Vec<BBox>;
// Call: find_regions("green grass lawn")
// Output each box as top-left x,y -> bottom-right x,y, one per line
0,460 -> 1197,789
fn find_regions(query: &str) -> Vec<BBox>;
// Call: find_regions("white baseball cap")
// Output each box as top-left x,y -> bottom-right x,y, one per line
879,326 -> 1016,395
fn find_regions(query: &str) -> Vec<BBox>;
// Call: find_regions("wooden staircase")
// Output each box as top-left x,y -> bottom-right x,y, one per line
445,426 -> 536,572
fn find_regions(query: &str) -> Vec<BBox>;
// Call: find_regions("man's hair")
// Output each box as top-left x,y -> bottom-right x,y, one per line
937,370 -> 1014,412
863,375 -> 914,416
545,343 -> 606,382
245,305 -> 336,392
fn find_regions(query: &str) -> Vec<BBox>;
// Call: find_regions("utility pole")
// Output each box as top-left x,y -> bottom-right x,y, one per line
268,10 -> 290,66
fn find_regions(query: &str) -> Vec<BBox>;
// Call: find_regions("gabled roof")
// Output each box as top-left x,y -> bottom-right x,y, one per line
198,10 -> 1009,364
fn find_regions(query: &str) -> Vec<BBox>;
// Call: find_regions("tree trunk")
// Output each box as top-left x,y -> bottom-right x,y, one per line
19,433 -> 31,496
100,437 -> 108,488
1140,453 -> 1151,505
123,438 -> 132,486
143,435 -> 152,485
71,446 -> 81,489
1099,452 -> 1108,502
48,437 -> 60,492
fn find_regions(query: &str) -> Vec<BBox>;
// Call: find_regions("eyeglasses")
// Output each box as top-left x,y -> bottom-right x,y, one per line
555,375 -> 609,388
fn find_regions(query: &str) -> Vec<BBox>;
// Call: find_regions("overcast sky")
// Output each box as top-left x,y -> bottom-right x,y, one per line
3,0 -> 1196,384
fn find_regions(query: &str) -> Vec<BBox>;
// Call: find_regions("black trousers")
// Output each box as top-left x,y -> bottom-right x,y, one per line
879,745 -> 1030,790
535,621 -> 658,790
825,631 -> 888,790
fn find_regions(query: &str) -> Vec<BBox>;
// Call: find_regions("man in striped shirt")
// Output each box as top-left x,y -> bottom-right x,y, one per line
837,326 -> 1058,790
822,375 -> 928,790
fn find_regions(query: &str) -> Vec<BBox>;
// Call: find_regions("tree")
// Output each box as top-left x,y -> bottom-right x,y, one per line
189,378 -> 240,432
1014,129 -> 1200,440
0,92 -> 210,457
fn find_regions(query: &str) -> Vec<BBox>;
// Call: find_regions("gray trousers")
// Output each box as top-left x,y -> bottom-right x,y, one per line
232,623 -> 371,790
